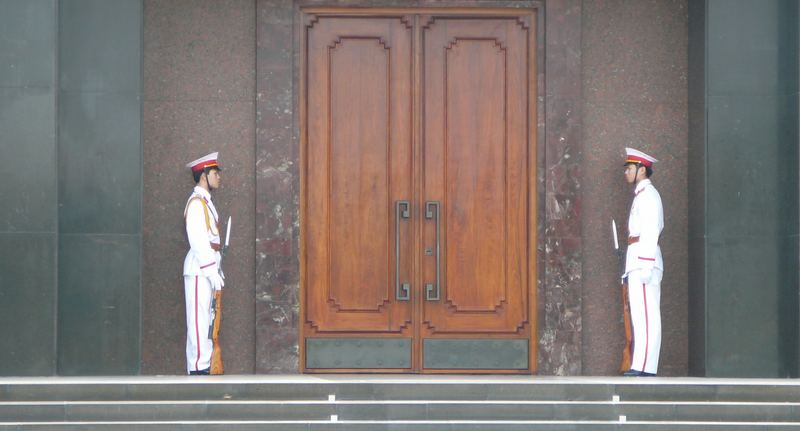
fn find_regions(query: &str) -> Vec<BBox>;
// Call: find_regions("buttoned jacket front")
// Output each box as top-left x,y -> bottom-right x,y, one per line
625,179 -> 664,275
183,186 -> 221,277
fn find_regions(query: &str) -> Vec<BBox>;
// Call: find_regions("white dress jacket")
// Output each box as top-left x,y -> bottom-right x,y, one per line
625,179 -> 664,276
183,186 -> 221,278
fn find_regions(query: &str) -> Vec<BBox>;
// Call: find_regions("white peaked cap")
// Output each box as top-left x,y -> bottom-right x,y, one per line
186,152 -> 221,172
624,147 -> 658,168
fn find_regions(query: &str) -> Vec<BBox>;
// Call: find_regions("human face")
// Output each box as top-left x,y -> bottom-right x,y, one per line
206,169 -> 222,190
624,163 -> 640,184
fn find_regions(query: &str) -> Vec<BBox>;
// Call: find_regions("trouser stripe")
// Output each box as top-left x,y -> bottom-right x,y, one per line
194,276 -> 200,371
642,282 -> 649,371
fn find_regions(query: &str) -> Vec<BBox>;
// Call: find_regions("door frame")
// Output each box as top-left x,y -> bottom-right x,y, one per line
298,5 -> 543,374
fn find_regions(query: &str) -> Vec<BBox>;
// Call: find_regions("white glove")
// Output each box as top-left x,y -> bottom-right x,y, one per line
208,272 -> 225,291
638,267 -> 652,284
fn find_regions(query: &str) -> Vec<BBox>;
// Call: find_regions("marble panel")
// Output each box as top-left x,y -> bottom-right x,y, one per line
707,94 -> 798,238
258,0 -> 293,24
256,302 -> 299,373
582,100 -> 688,376
706,236 -> 783,377
0,87 -> 56,233
59,0 -> 141,94
0,0 -> 55,88
537,328 -> 581,376
707,0 -> 797,96
583,0 -> 688,103
540,0 -> 583,375
545,98 -> 582,197
143,0 -> 256,101
544,0 -> 582,98
544,98 -> 583,263
142,0 -> 257,376
141,99 -> 256,374
257,15 -> 291,69
0,233 -> 56,376
255,0 -> 298,374
58,234 -> 140,375
58,92 -> 141,235
582,3 -> 691,379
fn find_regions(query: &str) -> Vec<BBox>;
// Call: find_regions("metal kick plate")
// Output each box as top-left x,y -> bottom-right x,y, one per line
423,339 -> 529,369
306,338 -> 411,369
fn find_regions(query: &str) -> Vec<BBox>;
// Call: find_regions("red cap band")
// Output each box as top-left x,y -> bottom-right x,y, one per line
625,156 -> 652,167
191,161 -> 219,172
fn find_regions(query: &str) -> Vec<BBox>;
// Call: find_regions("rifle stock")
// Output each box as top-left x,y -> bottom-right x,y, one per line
613,220 -> 632,374
210,290 -> 224,375
619,278 -> 633,373
210,216 -> 230,376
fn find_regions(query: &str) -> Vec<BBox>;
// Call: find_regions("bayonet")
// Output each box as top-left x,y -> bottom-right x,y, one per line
223,216 -> 231,256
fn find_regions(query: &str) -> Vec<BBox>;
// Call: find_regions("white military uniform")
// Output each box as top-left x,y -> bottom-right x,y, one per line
183,157 -> 223,374
624,176 -> 664,375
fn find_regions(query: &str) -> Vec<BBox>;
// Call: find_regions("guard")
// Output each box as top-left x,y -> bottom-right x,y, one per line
622,147 -> 664,377
183,152 -> 224,375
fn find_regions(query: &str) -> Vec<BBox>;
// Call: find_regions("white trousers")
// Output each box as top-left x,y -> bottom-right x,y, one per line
627,269 -> 662,374
184,275 -> 214,373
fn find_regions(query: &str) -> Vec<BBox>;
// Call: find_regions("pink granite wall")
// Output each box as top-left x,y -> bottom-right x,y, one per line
580,0 -> 689,376
141,0 -> 257,374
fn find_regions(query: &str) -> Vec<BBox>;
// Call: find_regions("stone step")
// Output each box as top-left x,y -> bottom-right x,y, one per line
3,376 -> 800,402
1,400 -> 798,422
2,377 -> 799,430
3,421 -> 800,431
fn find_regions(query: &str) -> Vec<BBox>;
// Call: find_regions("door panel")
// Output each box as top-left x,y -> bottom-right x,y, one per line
329,38 -> 390,312
304,16 -> 414,335
421,17 -> 531,337
302,10 -> 536,373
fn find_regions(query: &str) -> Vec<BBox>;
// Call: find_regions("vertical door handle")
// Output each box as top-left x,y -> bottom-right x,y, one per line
395,200 -> 410,301
425,201 -> 441,301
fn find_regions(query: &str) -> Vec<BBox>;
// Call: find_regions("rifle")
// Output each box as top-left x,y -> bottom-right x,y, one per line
210,216 -> 231,375
613,219 -> 633,374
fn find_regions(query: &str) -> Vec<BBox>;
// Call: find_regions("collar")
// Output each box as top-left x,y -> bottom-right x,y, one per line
193,185 -> 212,201
634,179 -> 652,195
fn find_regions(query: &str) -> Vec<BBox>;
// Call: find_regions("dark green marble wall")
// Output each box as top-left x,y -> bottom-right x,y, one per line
56,0 -> 142,375
0,0 -> 58,376
687,0 -> 706,377
689,0 -> 799,377
0,0 -> 142,375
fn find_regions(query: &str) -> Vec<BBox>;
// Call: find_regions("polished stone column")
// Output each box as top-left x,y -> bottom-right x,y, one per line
57,0 -> 142,375
0,0 -> 57,376
580,0 -> 689,376
255,0 -> 298,373
538,0 -> 584,375
689,0 -> 799,377
142,0 -> 256,374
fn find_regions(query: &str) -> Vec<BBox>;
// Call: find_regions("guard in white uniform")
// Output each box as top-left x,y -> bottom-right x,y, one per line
183,152 -> 225,375
622,148 -> 663,377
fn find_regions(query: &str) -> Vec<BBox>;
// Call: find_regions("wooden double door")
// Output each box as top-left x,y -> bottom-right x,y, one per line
301,8 -> 537,373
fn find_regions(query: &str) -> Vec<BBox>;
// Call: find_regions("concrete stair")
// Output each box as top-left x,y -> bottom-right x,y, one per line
1,375 -> 799,430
